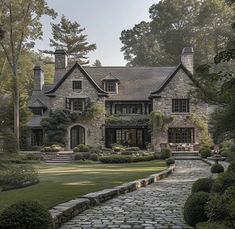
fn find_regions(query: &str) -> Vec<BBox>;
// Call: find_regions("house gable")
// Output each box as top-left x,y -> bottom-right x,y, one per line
45,62 -> 108,96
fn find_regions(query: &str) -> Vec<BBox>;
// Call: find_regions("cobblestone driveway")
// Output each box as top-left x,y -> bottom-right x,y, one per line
61,160 -> 210,229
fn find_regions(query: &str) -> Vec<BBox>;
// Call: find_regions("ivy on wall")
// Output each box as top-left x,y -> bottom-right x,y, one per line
186,114 -> 213,146
41,103 -> 104,146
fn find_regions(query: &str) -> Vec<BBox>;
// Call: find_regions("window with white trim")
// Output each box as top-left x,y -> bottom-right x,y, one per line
172,99 -> 189,113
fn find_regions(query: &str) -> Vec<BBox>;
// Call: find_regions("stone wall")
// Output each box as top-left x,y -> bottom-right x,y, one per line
49,67 -> 106,149
152,69 -> 208,148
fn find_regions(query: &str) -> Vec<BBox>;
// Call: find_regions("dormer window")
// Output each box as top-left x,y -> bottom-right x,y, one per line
72,80 -> 82,90
31,108 -> 43,116
105,81 -> 116,92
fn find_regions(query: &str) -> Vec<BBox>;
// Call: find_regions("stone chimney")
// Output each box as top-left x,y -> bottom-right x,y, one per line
33,66 -> 44,91
181,47 -> 194,74
54,48 -> 68,70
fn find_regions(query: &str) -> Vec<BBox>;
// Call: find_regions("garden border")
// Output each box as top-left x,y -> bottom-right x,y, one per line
49,164 -> 175,228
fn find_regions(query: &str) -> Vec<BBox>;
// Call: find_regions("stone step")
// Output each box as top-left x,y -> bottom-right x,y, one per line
173,156 -> 201,160
45,159 -> 73,163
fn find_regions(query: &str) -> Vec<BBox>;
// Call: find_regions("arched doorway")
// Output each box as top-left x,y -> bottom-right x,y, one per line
70,125 -> 85,149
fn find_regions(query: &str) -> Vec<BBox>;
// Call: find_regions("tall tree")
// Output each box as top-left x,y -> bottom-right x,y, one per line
120,0 -> 234,66
0,0 -> 56,146
92,59 -> 102,67
44,15 -> 96,65
192,0 -> 235,142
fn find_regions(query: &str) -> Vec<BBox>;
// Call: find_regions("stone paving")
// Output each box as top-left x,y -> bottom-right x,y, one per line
61,160 -> 211,229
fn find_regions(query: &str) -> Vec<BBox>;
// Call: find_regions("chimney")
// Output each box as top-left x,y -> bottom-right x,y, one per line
54,48 -> 68,70
33,66 -> 44,91
181,47 -> 194,74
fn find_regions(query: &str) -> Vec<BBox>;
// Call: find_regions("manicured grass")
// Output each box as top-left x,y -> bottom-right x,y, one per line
0,160 -> 166,212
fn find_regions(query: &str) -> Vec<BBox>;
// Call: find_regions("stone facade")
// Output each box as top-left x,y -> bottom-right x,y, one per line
27,47 -> 208,150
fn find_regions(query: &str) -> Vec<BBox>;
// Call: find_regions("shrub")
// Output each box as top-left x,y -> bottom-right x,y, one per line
132,155 -> 155,162
2,130 -> 18,154
183,192 -> 209,226
99,155 -> 132,163
89,153 -> 99,161
22,153 -> 42,161
160,148 -> 171,159
227,160 -> 235,173
89,147 -> 101,154
205,193 -> 230,221
192,178 -> 214,193
76,144 -> 90,152
121,151 -> 139,155
41,144 -> 61,152
211,163 -> 224,174
0,200 -> 53,229
196,221 -> 229,229
82,152 -> 90,160
166,157 -> 175,166
74,153 -> 84,161
124,147 -> 140,152
212,171 -> 235,193
199,146 -> 211,158
0,165 -> 39,191
112,144 -> 125,152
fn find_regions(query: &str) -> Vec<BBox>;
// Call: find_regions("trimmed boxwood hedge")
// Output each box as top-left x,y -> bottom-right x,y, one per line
199,147 -> 211,158
165,157 -> 175,166
99,155 -> 155,164
183,192 -> 209,226
211,163 -> 224,174
191,178 -> 214,193
0,200 -> 54,229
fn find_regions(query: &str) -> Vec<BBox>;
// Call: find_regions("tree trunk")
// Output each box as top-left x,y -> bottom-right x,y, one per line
13,64 -> 19,149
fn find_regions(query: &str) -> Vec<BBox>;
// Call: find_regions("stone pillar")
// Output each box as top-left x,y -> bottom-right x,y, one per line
181,47 -> 194,75
33,66 -> 44,91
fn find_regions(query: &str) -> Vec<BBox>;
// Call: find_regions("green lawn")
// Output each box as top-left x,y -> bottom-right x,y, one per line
0,160 -> 166,212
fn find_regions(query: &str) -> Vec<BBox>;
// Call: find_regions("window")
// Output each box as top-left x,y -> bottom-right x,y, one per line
115,104 -> 142,114
105,81 -> 116,92
31,108 -> 42,116
65,98 -> 85,111
168,128 -> 195,143
172,99 -> 189,113
72,81 -> 82,90
31,129 -> 43,146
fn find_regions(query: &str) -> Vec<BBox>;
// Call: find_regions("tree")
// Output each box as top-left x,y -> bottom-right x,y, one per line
120,0 -> 234,66
192,0 -> 235,142
92,59 -> 102,67
44,15 -> 96,65
0,0 -> 56,147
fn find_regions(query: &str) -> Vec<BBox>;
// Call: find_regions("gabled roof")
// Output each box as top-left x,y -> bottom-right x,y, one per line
45,62 -> 108,96
28,99 -> 47,108
150,64 -> 194,97
84,66 -> 177,100
101,73 -> 119,82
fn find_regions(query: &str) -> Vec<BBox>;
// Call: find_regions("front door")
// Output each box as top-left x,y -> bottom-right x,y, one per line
70,125 -> 85,149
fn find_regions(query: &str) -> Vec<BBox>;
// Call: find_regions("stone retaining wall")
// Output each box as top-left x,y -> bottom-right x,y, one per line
49,165 -> 175,228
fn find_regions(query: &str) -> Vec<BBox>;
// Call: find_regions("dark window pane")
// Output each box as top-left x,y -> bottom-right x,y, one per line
115,104 -> 142,114
172,99 -> 189,113
168,128 -> 194,143
106,82 -> 116,92
31,108 -> 42,115
72,81 -> 82,90
72,99 -> 84,111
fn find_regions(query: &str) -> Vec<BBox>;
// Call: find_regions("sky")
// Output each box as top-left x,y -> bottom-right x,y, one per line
35,0 -> 159,66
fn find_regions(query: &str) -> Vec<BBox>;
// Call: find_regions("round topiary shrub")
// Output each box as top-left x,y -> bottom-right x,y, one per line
183,192 -> 209,226
76,144 -> 90,152
212,171 -> 235,193
89,153 -> 99,161
211,163 -> 224,174
227,160 -> 235,173
74,153 -> 84,161
0,200 -> 54,229
199,147 -> 211,158
191,178 -> 214,193
166,157 -> 175,166
160,148 -> 171,159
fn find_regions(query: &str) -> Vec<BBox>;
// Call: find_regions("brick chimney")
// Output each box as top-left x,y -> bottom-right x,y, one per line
54,48 -> 68,70
181,47 -> 194,75
33,66 -> 44,91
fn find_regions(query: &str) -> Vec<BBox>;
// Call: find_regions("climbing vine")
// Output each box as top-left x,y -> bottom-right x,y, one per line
149,112 -> 174,150
41,103 -> 104,146
186,114 -> 213,146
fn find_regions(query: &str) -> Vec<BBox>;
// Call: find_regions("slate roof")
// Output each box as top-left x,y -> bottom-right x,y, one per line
83,66 -> 177,100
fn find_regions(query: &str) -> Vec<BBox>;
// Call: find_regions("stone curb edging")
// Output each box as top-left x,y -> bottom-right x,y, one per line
49,165 -> 175,228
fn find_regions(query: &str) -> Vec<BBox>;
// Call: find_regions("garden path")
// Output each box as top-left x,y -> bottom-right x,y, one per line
60,160 -> 210,229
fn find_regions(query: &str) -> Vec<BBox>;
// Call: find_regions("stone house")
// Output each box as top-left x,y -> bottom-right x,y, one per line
26,47 -> 208,150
